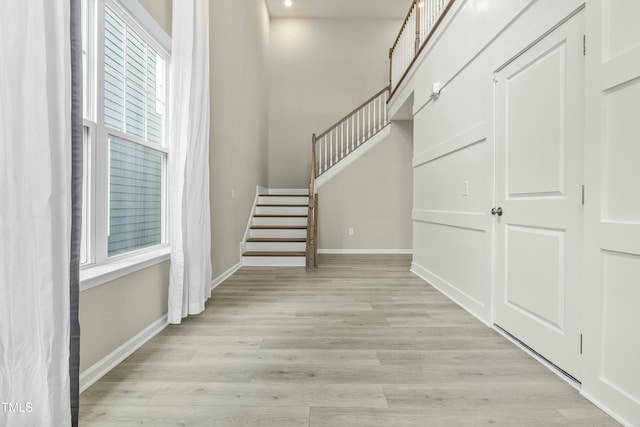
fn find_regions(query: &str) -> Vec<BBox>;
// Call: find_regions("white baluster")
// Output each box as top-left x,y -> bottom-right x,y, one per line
323,136 -> 327,172
324,138 -> 328,173
356,111 -> 359,145
351,116 -> 355,152
330,132 -> 334,167
420,2 -> 423,34
384,92 -> 388,125
372,99 -> 377,132
340,123 -> 344,159
368,103 -> 372,138
346,120 -> 350,155
333,128 -> 340,163
321,138 -> 325,174
318,139 -> 321,174
359,109 -> 363,143
433,0 -> 436,29
364,107 -> 368,141
361,109 -> 365,144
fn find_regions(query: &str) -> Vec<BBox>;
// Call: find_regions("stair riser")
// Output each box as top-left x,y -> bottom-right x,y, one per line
255,206 -> 308,215
253,217 -> 308,226
265,189 -> 308,196
242,256 -> 306,267
250,229 -> 307,239
246,242 -> 306,252
258,196 -> 308,206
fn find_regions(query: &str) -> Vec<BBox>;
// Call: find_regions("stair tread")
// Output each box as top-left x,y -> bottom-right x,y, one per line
253,214 -> 307,218
247,238 -> 306,243
243,251 -> 306,257
250,226 -> 307,230
257,204 -> 308,207
260,194 -> 308,197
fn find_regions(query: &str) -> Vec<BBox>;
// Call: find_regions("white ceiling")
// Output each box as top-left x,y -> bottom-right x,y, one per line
265,0 -> 411,20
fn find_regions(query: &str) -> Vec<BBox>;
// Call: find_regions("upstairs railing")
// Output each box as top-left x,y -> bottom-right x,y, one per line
314,86 -> 390,177
389,0 -> 454,98
305,1 -> 454,267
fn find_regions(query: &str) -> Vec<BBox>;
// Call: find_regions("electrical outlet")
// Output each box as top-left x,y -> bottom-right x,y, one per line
231,188 -> 236,199
348,227 -> 354,236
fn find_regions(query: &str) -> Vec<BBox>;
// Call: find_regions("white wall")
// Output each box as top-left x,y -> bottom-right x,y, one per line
317,121 -> 413,252
79,262 -> 169,371
268,18 -> 400,188
210,0 -> 270,277
582,0 -> 640,423
401,0 -> 640,424
408,0 -> 536,323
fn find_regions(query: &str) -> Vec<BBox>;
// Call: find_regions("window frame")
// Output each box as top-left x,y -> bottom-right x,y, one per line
80,0 -> 172,291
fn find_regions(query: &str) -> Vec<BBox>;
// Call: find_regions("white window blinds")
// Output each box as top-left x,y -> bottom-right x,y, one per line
104,6 -> 165,144
108,137 -> 163,256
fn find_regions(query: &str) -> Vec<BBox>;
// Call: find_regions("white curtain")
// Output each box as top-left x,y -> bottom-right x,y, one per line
0,1 -> 73,426
168,0 -> 212,324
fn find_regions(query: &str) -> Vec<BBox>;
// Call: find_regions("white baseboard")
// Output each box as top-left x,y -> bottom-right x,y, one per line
79,314 -> 168,393
411,262 -> 490,326
580,390 -> 634,427
318,249 -> 413,255
80,263 -> 241,394
211,261 -> 241,289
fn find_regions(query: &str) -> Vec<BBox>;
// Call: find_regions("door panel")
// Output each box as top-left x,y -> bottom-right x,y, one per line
506,225 -> 565,331
506,44 -> 565,197
494,12 -> 584,380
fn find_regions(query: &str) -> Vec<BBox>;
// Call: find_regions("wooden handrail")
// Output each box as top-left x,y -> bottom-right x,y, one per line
390,0 -> 418,53
316,86 -> 390,141
313,86 -> 390,177
389,0 -> 455,99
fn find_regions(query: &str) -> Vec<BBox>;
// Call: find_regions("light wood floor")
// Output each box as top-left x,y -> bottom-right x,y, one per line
80,254 -> 618,426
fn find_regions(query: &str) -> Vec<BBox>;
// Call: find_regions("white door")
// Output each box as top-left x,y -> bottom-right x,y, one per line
494,12 -> 584,380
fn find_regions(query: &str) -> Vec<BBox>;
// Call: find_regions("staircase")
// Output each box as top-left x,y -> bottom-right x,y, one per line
241,189 -> 309,267
240,86 -> 391,268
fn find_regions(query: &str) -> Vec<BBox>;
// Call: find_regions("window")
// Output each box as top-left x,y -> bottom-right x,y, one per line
81,0 -> 171,288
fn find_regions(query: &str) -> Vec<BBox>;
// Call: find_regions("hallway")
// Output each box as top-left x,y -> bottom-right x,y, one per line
80,255 -> 616,426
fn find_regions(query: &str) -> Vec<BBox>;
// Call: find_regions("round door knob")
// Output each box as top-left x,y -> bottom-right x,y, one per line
491,207 -> 503,216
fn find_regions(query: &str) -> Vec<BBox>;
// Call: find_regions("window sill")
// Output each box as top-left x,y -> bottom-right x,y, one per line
80,246 -> 171,292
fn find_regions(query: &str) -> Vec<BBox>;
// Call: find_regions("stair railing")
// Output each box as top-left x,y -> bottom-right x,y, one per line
389,0 -> 455,99
314,86 -> 390,178
307,86 -> 391,267
306,135 -> 318,268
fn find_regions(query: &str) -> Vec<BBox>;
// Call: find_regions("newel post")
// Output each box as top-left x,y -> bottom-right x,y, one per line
307,134 -> 317,268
